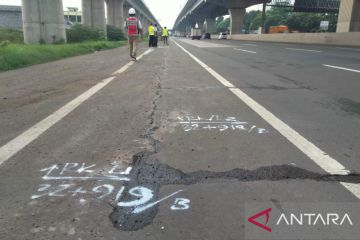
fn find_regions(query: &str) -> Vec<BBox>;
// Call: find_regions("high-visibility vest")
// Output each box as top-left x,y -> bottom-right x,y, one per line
148,25 -> 155,36
162,29 -> 169,37
127,17 -> 138,36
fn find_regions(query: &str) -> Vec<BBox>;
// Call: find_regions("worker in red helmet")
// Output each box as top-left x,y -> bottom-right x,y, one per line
124,8 -> 143,61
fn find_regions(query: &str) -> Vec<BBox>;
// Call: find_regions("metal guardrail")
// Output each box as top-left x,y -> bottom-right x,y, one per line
267,0 -> 340,13
293,0 -> 340,13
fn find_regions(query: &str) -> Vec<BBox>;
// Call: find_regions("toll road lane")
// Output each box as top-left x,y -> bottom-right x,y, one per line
0,39 -> 359,240
174,38 -> 360,172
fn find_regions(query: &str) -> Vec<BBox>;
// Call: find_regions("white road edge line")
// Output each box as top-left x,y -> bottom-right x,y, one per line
0,48 -> 154,167
112,48 -> 154,75
336,47 -> 360,51
243,43 -> 257,46
286,48 -> 322,53
323,64 -> 360,73
172,39 -> 360,199
234,48 -> 257,54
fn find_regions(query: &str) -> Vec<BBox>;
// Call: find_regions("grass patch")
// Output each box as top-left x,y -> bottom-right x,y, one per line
0,27 -> 23,44
0,41 -> 126,72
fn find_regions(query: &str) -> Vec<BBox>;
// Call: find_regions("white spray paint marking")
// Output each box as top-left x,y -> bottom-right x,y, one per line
31,163 -> 191,213
171,198 -> 191,210
0,49 -> 155,168
132,189 -> 184,214
178,115 -> 269,134
172,39 -> 360,199
323,64 -> 360,73
31,163 -> 132,201
40,163 -> 132,181
116,187 -> 188,214
234,48 -> 257,54
286,48 -> 322,53
117,187 -> 154,208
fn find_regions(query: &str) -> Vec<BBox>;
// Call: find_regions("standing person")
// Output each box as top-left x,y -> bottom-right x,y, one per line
162,27 -> 169,45
124,8 -> 142,61
148,23 -> 155,48
153,24 -> 158,47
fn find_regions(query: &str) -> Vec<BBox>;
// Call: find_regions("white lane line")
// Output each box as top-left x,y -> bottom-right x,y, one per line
172,39 -> 360,199
243,43 -> 257,46
234,48 -> 257,54
286,48 -> 322,53
323,64 -> 360,73
112,48 -> 154,75
0,48 -> 154,167
336,47 -> 360,51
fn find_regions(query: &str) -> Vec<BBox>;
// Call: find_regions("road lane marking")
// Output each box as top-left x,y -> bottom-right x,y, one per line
323,64 -> 360,73
0,48 -> 154,167
112,48 -> 154,75
336,47 -> 360,51
286,48 -> 322,53
177,38 -> 232,48
172,39 -> 360,199
234,48 -> 257,54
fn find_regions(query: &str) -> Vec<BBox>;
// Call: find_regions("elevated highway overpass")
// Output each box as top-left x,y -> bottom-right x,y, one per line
21,0 -> 160,44
173,0 -> 360,35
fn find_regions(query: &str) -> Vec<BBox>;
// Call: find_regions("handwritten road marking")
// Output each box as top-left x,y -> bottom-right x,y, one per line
0,49 -> 154,167
132,190 -> 183,214
42,176 -> 130,181
234,48 -> 257,54
323,64 -> 360,73
172,39 -> 360,199
286,48 -> 322,53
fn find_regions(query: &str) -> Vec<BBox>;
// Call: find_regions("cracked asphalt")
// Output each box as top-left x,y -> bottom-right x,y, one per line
0,39 -> 360,240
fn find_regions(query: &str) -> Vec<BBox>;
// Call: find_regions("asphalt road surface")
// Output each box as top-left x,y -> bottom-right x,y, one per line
0,38 -> 360,240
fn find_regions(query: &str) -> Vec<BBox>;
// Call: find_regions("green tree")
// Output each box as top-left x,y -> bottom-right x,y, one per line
216,18 -> 230,33
264,7 -> 290,33
243,10 -> 262,33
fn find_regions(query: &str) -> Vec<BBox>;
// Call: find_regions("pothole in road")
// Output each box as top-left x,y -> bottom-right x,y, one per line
109,148 -> 360,231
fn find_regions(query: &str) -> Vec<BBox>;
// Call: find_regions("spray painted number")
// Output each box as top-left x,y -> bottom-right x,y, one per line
117,187 -> 190,214
31,184 -> 124,201
117,187 -> 154,207
171,198 -> 190,210
31,184 -> 73,199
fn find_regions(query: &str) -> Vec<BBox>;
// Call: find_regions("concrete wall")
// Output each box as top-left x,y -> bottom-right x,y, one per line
0,6 -> 22,28
228,32 -> 360,47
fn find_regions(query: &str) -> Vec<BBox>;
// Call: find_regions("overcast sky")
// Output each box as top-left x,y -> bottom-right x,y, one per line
0,0 -> 262,28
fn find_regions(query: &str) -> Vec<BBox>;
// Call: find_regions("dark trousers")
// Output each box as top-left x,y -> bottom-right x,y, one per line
163,36 -> 168,45
154,35 -> 158,47
149,35 -> 154,47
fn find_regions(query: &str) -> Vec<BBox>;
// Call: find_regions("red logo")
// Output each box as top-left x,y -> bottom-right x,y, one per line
247,208 -> 272,233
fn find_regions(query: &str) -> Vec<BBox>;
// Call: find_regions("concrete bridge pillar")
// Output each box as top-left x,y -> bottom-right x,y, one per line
337,0 -> 360,32
82,0 -> 106,33
21,0 -> 66,44
123,4 -> 130,22
141,15 -> 149,35
106,0 -> 124,30
186,24 -> 191,35
229,8 -> 246,35
196,20 -> 204,32
205,18 -> 216,34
